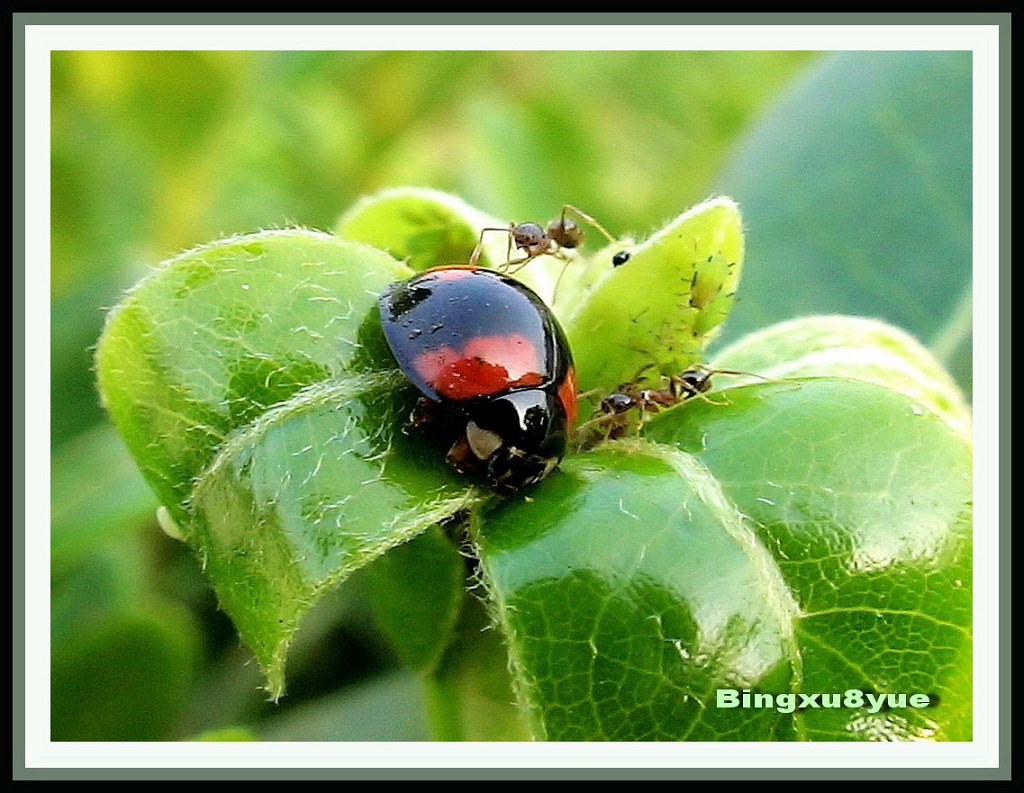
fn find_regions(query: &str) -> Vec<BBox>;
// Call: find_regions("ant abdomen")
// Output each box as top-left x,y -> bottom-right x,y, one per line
546,217 -> 583,250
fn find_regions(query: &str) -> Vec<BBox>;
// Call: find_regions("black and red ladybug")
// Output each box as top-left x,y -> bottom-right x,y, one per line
378,265 -> 577,493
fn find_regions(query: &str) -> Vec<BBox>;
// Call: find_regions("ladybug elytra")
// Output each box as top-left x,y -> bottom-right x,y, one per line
378,266 -> 576,493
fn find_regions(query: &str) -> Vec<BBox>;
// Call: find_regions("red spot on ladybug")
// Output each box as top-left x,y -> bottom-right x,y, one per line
379,267 -> 575,492
413,333 -> 545,401
462,334 -> 541,382
557,366 -> 579,427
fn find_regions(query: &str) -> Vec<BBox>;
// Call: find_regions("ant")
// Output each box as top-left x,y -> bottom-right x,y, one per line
468,204 -> 631,272
577,364 -> 768,443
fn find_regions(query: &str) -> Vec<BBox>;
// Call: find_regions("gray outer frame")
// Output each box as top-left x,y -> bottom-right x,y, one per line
19,11 -> 1010,780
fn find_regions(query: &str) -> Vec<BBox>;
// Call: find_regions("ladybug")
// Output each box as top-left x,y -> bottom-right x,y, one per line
378,265 -> 577,493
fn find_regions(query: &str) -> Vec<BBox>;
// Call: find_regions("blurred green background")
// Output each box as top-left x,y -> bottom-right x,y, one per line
51,50 -> 971,741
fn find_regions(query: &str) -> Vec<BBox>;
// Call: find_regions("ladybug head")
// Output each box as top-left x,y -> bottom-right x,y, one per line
454,388 -> 568,493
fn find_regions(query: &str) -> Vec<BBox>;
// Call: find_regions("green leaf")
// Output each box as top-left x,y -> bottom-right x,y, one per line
713,51 -> 972,393
646,379 -> 972,741
709,315 -> 971,441
52,542 -> 203,741
424,594 -> 533,741
478,378 -> 971,741
257,671 -> 431,741
336,186 -> 498,273
366,526 -> 466,673
52,424 -> 159,575
95,229 -> 483,696
97,229 -> 410,514
51,543 -> 148,644
185,375 -> 480,697
52,604 -> 199,741
562,197 -> 743,399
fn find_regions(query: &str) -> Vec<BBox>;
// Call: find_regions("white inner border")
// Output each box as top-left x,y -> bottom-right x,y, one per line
26,22 -> 1001,770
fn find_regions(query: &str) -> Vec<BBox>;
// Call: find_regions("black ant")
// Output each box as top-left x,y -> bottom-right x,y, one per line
468,204 -> 631,272
577,365 -> 767,443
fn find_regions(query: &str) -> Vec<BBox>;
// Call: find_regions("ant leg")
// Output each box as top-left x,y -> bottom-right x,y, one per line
574,412 -> 614,436
562,204 -> 620,246
550,246 -> 574,262
468,225 -> 515,268
573,411 -> 623,450
504,236 -> 563,275
632,395 -> 669,437
689,391 -> 731,407
551,263 -> 569,306
673,377 -> 729,407
574,390 -> 643,447
503,250 -> 545,275
634,407 -> 648,437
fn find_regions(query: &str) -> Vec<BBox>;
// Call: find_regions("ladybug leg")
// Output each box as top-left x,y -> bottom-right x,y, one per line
405,396 -> 442,432
445,434 -> 475,473
446,438 -> 472,472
